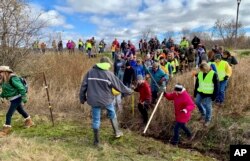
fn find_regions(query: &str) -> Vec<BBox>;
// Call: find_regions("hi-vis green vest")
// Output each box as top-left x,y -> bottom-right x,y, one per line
214,60 -> 227,81
171,61 -> 176,73
164,62 -> 171,74
197,70 -> 215,94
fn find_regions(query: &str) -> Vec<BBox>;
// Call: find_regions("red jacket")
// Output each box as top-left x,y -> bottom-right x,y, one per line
164,90 -> 195,123
135,81 -> 151,103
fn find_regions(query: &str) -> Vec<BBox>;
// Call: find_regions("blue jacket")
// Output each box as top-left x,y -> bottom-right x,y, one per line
129,60 -> 137,69
134,65 -> 145,78
148,67 -> 169,92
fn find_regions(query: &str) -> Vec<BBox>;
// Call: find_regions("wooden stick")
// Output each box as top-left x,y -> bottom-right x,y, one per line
143,92 -> 164,134
43,72 -> 55,126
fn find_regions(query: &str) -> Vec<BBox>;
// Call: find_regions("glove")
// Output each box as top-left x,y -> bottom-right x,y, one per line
224,76 -> 229,81
159,77 -> 166,84
80,96 -> 87,104
22,97 -> 27,104
181,109 -> 188,114
131,85 -> 135,89
160,87 -> 167,93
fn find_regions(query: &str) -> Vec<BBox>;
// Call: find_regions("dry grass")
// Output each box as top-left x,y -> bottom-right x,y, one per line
1,52 -> 249,160
0,135 -> 72,161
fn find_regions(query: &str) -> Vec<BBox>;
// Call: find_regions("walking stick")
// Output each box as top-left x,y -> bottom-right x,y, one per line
143,92 -> 164,134
43,72 -> 55,126
131,92 -> 135,117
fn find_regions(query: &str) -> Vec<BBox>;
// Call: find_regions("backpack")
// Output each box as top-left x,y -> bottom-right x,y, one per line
9,76 -> 28,93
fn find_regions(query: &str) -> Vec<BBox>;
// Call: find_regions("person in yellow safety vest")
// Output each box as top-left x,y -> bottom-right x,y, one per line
159,58 -> 169,74
86,40 -> 92,58
78,39 -> 84,52
194,62 -> 219,127
213,54 -> 232,105
167,52 -> 175,77
179,37 -> 189,49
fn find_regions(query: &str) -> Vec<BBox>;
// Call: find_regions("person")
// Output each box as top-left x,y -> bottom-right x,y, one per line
67,40 -> 73,54
78,39 -> 84,52
147,62 -> 168,104
144,53 -> 154,69
179,53 -> 188,73
134,58 -> 145,78
0,66 -> 34,137
52,40 -> 57,52
40,42 -> 46,54
134,75 -> 152,124
111,43 -> 116,60
86,40 -> 92,58
123,61 -> 136,88
166,38 -> 174,49
186,45 -> 196,71
196,44 -> 205,67
79,57 -> 133,146
98,39 -> 106,53
57,40 -> 63,54
114,54 -> 125,76
120,40 -> 127,55
164,84 -> 195,145
142,39 -> 148,55
222,50 -> 238,66
213,54 -> 232,105
194,63 -> 219,126
179,37 -> 189,49
191,36 -> 200,49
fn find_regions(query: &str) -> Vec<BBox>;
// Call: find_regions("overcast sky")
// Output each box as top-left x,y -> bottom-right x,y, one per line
30,0 -> 250,44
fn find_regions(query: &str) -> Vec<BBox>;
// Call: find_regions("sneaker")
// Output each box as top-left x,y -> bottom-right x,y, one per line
115,131 -> 123,138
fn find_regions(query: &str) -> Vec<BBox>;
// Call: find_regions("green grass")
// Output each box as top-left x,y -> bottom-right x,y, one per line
0,113 -> 215,161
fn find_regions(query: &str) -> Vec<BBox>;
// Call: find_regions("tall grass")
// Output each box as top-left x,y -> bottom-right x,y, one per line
7,51 -> 250,160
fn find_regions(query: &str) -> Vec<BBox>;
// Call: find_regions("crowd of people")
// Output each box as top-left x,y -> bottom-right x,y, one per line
32,37 -> 106,56
79,35 -> 238,146
1,35 -> 238,147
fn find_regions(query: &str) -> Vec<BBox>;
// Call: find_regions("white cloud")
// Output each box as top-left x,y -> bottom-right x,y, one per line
53,0 -> 250,41
29,3 -> 74,29
64,0 -> 142,15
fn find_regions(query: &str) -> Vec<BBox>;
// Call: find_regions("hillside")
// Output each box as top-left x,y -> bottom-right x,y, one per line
0,51 -> 249,161
0,114 -> 215,161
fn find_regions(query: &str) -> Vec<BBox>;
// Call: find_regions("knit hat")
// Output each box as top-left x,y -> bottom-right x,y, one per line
0,66 -> 13,73
100,56 -> 113,65
137,75 -> 144,81
125,61 -> 130,67
214,54 -> 222,60
174,84 -> 184,92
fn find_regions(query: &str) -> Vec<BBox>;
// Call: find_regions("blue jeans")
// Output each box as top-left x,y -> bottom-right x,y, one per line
6,97 -> 29,125
195,93 -> 212,122
216,80 -> 228,103
172,122 -> 191,144
92,103 -> 116,129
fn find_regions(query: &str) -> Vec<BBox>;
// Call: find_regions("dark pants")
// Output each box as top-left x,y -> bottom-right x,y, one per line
138,102 -> 150,124
172,122 -> 192,144
152,91 -> 158,104
6,97 -> 29,125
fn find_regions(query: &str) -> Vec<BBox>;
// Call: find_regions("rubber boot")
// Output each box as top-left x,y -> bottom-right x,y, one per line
24,116 -> 34,128
110,117 -> 123,138
0,125 -> 11,137
93,129 -> 100,146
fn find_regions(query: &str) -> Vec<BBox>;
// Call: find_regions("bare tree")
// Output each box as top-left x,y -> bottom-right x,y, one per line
164,31 -> 175,40
141,27 -> 155,41
213,17 -> 245,48
0,0 -> 47,69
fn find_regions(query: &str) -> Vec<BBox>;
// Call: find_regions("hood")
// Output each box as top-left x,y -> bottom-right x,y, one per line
96,62 -> 111,70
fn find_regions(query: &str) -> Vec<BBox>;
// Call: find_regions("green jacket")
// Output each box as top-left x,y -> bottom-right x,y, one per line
0,75 -> 27,103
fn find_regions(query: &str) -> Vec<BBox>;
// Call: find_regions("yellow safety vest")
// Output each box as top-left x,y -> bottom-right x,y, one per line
86,42 -> 92,49
214,60 -> 227,81
171,61 -> 176,73
197,70 -> 215,94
